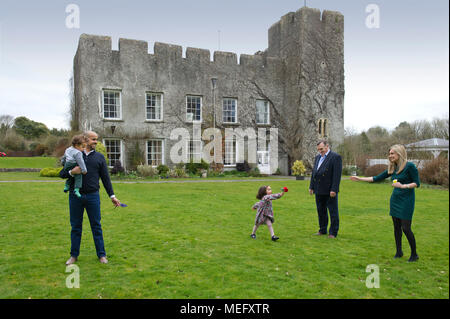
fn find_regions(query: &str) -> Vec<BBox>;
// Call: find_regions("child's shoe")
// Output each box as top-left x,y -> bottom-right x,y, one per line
63,185 -> 70,193
271,236 -> 279,241
74,188 -> 82,198
250,234 -> 256,239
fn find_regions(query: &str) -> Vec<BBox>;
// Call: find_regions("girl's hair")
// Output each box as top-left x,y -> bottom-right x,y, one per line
71,135 -> 86,147
256,185 -> 268,200
388,144 -> 407,174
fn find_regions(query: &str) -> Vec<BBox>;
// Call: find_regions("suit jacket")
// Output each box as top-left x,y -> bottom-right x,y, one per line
309,151 -> 342,195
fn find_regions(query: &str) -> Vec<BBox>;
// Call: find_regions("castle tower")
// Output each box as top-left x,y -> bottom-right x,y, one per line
267,7 -> 344,162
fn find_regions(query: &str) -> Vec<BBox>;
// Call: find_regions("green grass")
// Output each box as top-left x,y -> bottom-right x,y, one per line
0,171 -> 292,182
0,177 -> 448,299
0,156 -> 58,168
0,172 -> 60,180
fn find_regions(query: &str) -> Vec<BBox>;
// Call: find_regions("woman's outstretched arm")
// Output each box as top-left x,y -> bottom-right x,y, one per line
350,176 -> 374,182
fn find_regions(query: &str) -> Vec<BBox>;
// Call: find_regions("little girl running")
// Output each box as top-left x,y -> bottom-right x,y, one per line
251,185 -> 285,241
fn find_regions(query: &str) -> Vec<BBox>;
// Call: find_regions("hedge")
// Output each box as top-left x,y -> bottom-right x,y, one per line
39,167 -> 63,177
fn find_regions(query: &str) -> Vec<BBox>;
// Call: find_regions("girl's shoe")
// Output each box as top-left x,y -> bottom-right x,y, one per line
74,189 -> 82,198
408,255 -> 419,262
271,236 -> 279,241
250,234 -> 256,239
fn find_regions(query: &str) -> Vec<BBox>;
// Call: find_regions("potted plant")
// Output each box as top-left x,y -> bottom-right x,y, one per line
292,160 -> 306,180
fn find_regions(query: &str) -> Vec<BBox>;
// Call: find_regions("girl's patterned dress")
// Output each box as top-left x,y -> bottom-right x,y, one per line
253,193 -> 282,226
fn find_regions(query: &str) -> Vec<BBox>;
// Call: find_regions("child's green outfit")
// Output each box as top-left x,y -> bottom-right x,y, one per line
61,146 -> 87,197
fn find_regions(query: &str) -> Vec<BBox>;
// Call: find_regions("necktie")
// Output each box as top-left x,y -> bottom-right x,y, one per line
317,155 -> 326,169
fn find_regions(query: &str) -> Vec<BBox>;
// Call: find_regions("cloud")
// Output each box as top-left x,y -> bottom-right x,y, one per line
0,75 -> 70,129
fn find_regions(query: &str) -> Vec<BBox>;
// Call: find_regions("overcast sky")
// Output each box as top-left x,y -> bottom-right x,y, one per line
0,0 -> 448,133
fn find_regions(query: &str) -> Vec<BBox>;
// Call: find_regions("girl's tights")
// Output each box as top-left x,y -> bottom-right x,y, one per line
392,216 -> 417,258
252,220 -> 275,237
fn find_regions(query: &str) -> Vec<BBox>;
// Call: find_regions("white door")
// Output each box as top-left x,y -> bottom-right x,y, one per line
257,151 -> 270,174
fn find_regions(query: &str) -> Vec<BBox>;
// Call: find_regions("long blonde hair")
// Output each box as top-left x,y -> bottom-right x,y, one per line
388,144 -> 408,174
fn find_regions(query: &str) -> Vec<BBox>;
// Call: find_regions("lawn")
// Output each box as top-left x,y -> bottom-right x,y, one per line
0,177 -> 448,299
0,156 -> 59,169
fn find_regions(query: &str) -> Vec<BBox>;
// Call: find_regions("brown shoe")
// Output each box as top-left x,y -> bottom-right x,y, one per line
328,235 -> 336,238
99,256 -> 108,264
314,232 -> 326,236
65,256 -> 77,265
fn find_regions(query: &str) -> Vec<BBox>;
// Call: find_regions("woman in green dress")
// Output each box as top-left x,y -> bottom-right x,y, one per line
350,144 -> 420,262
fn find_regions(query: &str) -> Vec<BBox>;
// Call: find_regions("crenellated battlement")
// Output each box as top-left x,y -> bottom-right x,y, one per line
185,47 -> 210,63
268,7 -> 343,57
77,7 -> 342,69
77,34 -> 282,71
268,7 -> 343,33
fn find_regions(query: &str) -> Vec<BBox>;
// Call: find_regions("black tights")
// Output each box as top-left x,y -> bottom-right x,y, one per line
392,217 -> 417,257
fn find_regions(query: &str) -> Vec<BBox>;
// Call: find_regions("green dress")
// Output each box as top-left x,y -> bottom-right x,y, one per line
373,162 -> 421,220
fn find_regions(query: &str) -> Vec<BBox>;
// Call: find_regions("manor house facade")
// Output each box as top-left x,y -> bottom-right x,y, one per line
73,6 -> 344,174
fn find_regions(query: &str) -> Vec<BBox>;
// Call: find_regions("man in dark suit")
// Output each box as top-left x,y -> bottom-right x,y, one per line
309,140 -> 342,238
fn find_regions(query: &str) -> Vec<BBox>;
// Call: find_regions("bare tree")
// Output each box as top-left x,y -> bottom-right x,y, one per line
431,117 -> 449,140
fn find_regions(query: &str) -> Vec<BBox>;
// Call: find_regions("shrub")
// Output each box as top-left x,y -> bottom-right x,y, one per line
39,167 -> 63,177
236,161 -> 251,172
34,144 -> 49,156
136,164 -> 158,177
342,165 -> 362,176
96,141 -> 108,165
207,170 -> 224,177
185,159 -> 209,175
129,142 -> 145,171
110,161 -> 125,175
248,167 -> 261,177
157,164 -> 170,176
2,131 -> 26,151
42,135 -> 59,155
419,158 -> 449,187
209,162 -> 224,175
168,168 -> 188,178
364,164 -> 388,177
291,160 -> 306,176
355,155 -> 369,175
53,137 -> 70,157
29,142 -> 39,151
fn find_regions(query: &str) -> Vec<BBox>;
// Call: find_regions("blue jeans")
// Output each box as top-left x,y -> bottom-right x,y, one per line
69,191 -> 106,258
315,194 -> 339,237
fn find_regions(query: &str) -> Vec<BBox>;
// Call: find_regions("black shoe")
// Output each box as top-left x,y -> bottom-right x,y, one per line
394,252 -> 404,259
408,255 -> 419,262
250,234 -> 256,239
271,236 -> 279,241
